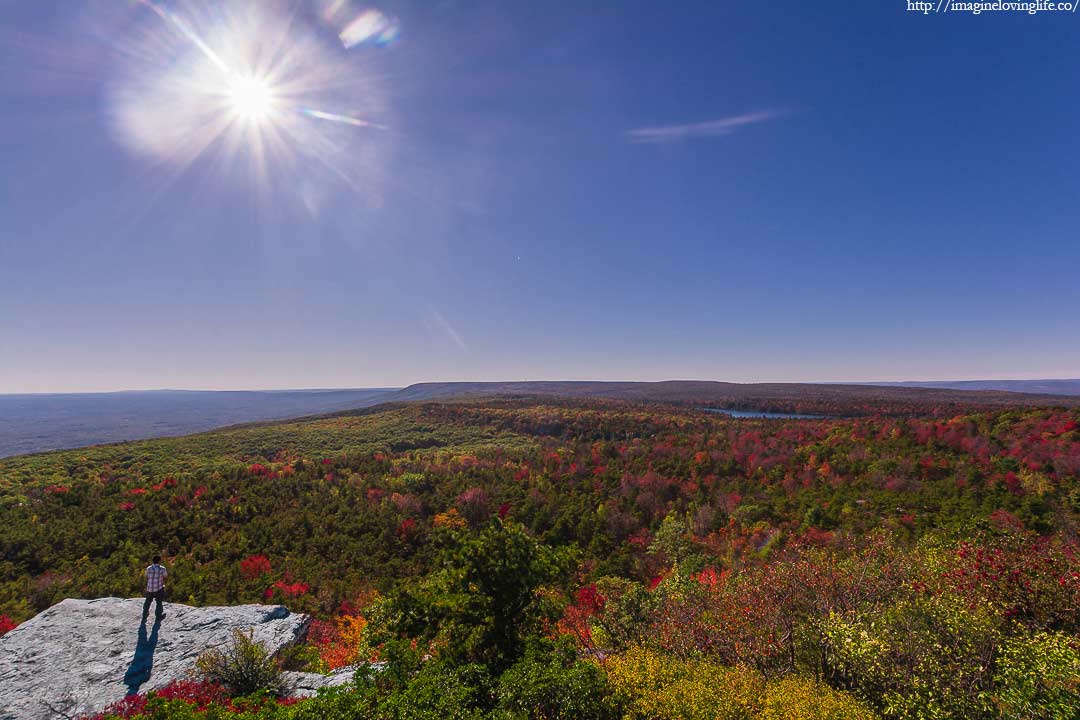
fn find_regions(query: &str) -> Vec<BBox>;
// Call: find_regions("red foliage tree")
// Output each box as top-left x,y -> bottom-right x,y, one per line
239,554 -> 272,581
456,487 -> 490,525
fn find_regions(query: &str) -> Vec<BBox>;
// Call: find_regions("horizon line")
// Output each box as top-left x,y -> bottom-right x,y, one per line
2,377 -> 1079,396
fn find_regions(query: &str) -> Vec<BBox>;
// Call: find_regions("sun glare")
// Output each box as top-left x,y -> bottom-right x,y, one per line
227,74 -> 275,123
108,0 -> 391,202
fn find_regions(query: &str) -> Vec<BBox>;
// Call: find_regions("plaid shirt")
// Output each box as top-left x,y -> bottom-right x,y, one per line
145,564 -> 167,593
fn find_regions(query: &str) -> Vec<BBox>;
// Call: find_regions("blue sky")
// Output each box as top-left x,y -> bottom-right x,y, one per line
1,0 -> 1077,392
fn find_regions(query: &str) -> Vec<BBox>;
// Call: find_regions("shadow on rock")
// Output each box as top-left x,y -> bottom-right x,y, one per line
262,606 -> 289,621
123,617 -> 161,696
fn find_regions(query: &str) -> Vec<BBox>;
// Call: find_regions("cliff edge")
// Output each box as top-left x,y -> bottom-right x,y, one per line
0,598 -> 311,720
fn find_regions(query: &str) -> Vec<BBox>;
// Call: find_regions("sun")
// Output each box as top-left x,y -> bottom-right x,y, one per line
109,0 -> 387,182
226,73 -> 276,123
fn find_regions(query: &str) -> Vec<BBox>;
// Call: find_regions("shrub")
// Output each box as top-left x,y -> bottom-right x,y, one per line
82,693 -> 147,719
994,632 -> 1080,720
195,629 -> 290,698
151,679 -> 227,709
371,659 -> 491,720
307,613 -> 370,671
494,643 -> 621,720
606,647 -> 876,720
377,520 -> 573,671
605,646 -> 763,720
820,594 -> 1000,718
760,676 -> 876,720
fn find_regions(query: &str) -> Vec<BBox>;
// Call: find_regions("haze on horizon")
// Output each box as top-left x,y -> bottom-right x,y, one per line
2,1 -> 1077,395
5,376 -> 1080,397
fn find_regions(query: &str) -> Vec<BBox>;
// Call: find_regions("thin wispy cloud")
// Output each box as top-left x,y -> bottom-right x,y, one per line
429,310 -> 468,352
625,110 -> 785,144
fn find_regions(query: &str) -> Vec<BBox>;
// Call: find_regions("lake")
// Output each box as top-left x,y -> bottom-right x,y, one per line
701,408 -> 826,420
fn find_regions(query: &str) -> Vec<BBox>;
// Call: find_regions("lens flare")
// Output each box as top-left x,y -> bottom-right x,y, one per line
106,0 -> 392,210
339,10 -> 400,49
316,0 -> 401,49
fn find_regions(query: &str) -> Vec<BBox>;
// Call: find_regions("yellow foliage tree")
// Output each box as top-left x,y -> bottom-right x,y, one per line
606,647 -> 876,720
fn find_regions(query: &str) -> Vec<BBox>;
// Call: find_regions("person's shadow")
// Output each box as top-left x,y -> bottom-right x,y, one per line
123,617 -> 161,696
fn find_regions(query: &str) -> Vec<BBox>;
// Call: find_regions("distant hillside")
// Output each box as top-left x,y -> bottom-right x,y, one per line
868,379 -> 1080,396
3,380 -> 1078,460
380,380 -> 1080,415
0,389 -> 396,458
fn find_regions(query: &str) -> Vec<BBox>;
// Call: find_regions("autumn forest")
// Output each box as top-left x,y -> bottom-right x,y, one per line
2,395 -> 1079,719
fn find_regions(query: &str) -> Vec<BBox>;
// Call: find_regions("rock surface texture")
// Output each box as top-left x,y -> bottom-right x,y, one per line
284,666 -> 359,697
0,597 -> 311,720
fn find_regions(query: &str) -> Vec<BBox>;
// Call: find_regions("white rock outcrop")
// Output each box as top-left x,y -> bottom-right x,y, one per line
0,598 -> 311,720
284,666 -> 359,696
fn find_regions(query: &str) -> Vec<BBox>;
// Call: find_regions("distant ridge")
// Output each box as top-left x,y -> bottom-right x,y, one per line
371,380 -> 1080,420
865,379 -> 1080,396
3,380 -> 1078,459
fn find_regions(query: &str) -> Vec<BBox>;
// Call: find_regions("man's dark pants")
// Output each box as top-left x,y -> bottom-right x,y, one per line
142,589 -> 165,620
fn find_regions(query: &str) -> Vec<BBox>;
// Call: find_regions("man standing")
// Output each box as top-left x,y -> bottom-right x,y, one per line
142,555 -> 167,622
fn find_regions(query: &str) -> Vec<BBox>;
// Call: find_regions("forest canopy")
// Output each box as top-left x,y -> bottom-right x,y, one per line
2,397 -> 1078,719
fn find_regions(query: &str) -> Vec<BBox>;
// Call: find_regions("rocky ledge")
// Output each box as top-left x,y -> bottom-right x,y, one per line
0,598 -> 313,720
